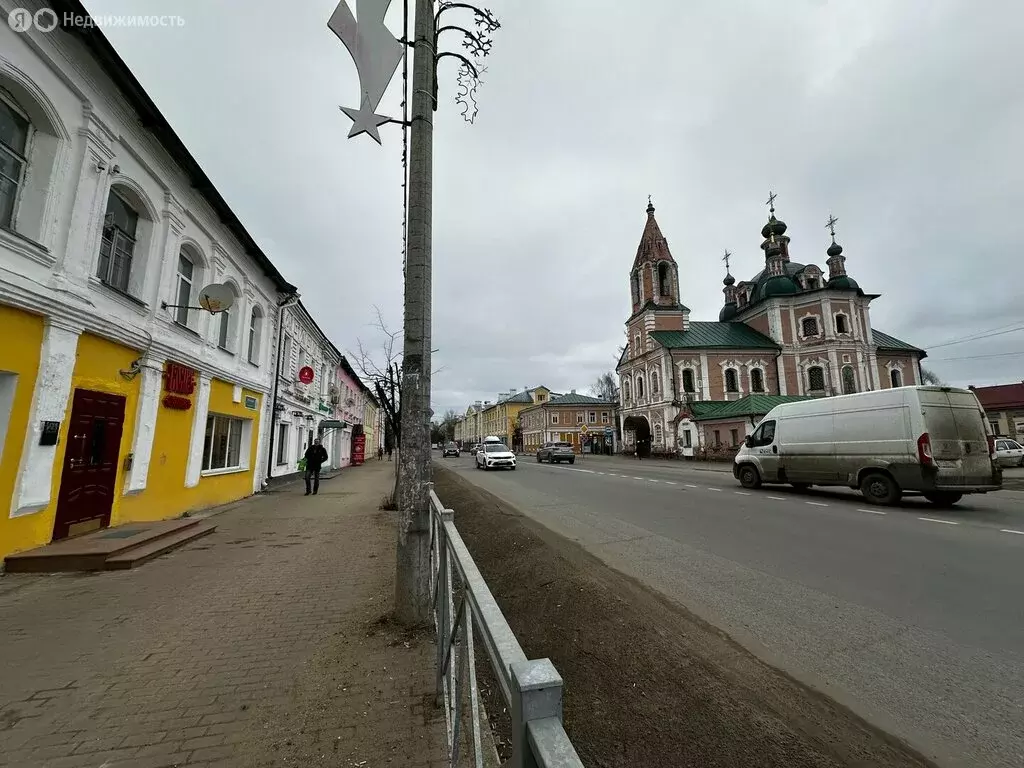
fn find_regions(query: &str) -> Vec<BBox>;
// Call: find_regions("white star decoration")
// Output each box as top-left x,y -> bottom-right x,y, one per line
339,104 -> 392,145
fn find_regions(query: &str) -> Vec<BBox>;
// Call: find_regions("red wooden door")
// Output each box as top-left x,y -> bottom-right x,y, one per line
52,389 -> 126,540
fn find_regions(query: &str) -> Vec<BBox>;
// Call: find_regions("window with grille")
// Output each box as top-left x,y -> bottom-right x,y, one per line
842,365 -> 857,394
97,191 -> 139,293
0,95 -> 30,230
750,368 -> 765,392
725,368 -> 739,393
801,317 -> 819,337
807,366 -> 825,391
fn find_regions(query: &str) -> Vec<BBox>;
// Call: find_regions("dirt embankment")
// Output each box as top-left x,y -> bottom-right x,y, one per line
433,467 -> 937,768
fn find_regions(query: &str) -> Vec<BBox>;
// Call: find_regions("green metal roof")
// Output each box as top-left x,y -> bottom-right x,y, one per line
873,329 -> 925,354
687,394 -> 811,421
650,322 -> 780,350
548,393 -> 612,406
501,391 -> 536,404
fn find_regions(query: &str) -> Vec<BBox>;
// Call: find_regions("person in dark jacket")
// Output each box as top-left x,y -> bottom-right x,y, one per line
303,439 -> 328,496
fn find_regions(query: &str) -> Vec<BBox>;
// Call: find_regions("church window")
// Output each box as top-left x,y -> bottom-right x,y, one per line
651,367 -> 660,394
750,368 -> 765,393
682,368 -> 695,393
807,366 -> 825,392
653,423 -> 663,444
636,374 -> 645,398
658,262 -> 671,297
634,334 -> 641,357
835,314 -> 849,334
801,317 -> 819,337
725,368 -> 739,393
631,271 -> 640,304
842,365 -> 857,395
622,379 -> 631,402
890,368 -> 903,388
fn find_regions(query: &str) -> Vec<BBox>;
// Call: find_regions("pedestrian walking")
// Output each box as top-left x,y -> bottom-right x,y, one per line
303,439 -> 328,496
377,445 -> 384,461
386,446 -> 393,461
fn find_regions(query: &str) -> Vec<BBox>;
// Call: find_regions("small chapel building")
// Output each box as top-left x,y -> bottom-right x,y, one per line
615,197 -> 926,458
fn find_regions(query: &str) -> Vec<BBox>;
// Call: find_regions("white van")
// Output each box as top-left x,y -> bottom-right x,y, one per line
733,386 -> 1001,507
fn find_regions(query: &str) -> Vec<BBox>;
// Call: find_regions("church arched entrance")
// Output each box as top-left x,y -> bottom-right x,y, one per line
623,415 -> 652,458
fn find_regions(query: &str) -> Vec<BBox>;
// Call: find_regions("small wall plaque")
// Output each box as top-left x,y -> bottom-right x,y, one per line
244,395 -> 258,410
40,421 -> 60,446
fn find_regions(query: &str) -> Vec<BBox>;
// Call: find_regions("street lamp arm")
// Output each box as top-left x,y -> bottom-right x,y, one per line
435,51 -> 479,79
435,2 -> 500,31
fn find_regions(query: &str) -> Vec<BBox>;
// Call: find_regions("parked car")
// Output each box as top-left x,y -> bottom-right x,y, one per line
442,442 -> 460,458
476,439 -> 516,470
733,385 -> 1002,507
994,437 -> 1024,467
536,441 -> 575,464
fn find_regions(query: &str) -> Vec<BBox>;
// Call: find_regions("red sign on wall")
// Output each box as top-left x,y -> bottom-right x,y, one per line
164,363 -> 196,395
298,366 -> 314,385
162,394 -> 192,410
352,434 -> 366,465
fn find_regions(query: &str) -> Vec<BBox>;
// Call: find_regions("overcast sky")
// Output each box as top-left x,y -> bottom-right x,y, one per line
85,0 -> 1023,414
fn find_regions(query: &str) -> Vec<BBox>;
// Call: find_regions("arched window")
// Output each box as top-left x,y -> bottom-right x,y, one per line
634,334 -> 641,357
653,423 -> 663,444
636,374 -> 645,398
750,368 -> 765,393
658,262 -> 671,297
97,190 -> 140,294
682,368 -> 695,393
248,305 -> 263,365
807,366 -> 825,391
0,95 -> 30,229
173,251 -> 194,326
801,317 -> 819,337
651,367 -> 660,394
842,365 -> 856,395
631,271 -> 640,304
622,379 -> 631,403
835,314 -> 849,334
216,283 -> 241,352
890,368 -> 903,388
724,368 -> 739,393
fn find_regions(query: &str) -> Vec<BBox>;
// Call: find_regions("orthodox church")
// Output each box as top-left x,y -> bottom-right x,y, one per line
615,196 -> 926,458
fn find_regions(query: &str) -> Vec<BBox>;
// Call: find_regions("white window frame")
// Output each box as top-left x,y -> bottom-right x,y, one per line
800,316 -> 820,338
588,411 -> 597,424
724,368 -> 739,393
248,307 -> 262,365
0,90 -> 31,231
173,252 -> 194,326
807,365 -> 826,392
834,313 -> 850,335
601,412 -> 609,424
276,423 -> 289,465
550,412 -> 559,425
749,367 -> 766,393
202,414 -> 250,475
217,307 -> 232,351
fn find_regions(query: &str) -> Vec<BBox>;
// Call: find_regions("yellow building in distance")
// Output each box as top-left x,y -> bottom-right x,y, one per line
472,387 -> 552,451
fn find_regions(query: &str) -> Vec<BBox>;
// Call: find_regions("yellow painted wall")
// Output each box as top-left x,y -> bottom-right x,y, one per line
120,377 -> 262,523
0,306 -> 45,558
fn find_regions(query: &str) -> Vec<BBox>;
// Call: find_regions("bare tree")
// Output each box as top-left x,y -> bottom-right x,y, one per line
591,371 -> 619,401
921,366 -> 942,385
349,306 -> 403,495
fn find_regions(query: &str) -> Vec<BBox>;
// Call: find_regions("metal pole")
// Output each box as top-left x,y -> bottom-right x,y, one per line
396,0 -> 435,626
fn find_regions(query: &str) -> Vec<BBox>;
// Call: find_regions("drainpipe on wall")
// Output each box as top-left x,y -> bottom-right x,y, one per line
265,292 -> 300,483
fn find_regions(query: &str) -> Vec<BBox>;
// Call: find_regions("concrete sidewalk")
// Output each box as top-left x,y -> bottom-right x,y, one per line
0,461 -> 447,767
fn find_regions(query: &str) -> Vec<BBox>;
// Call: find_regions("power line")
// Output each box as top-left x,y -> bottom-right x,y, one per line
925,322 -> 1024,350
928,350 -> 1024,362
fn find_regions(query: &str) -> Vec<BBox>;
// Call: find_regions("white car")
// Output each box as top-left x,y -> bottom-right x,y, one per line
995,438 -> 1024,467
476,440 -> 517,471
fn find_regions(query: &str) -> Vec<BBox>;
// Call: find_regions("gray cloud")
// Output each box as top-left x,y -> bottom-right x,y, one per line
86,0 -> 1024,411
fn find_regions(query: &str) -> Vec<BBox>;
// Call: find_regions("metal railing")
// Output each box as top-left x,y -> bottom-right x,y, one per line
429,487 -> 585,768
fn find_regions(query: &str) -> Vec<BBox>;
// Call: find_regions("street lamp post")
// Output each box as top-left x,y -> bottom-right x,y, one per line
328,0 -> 499,626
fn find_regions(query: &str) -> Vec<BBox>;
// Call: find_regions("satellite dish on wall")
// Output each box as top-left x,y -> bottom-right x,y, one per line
198,283 -> 234,314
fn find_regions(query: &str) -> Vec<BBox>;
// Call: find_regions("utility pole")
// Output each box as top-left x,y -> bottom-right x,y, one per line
395,0 -> 436,625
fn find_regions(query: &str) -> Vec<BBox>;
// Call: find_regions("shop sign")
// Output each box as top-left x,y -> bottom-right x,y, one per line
162,394 -> 192,410
298,366 -> 314,384
244,395 -> 258,410
318,401 -> 332,413
164,363 -> 196,395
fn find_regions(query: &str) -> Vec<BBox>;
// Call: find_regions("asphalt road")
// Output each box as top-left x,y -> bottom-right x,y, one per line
437,453 -> 1024,768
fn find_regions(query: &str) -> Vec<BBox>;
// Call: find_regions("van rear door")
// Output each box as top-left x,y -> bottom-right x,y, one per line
918,389 -> 993,486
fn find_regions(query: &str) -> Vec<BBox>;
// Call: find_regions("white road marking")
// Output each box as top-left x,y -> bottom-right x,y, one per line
999,529 -> 1024,535
632,476 -> 645,480
734,491 -> 751,496
856,508 -> 887,515
664,481 -> 677,486
685,484 -> 698,488
918,517 -> 959,525
766,496 -> 786,500
648,479 -> 660,483
707,488 -> 722,492
597,472 -> 606,475
806,501 -> 829,507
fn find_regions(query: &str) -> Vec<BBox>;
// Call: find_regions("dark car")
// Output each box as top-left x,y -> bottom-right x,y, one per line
442,442 -> 460,458
537,441 -> 575,464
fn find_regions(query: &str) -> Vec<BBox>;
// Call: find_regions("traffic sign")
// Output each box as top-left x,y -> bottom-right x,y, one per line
604,426 -> 612,435
579,424 -> 588,434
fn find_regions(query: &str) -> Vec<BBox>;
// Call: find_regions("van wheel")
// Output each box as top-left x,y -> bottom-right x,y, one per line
569,459 -> 575,465
790,482 -> 812,491
860,473 -> 901,505
738,465 -> 761,489
923,492 -> 962,508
